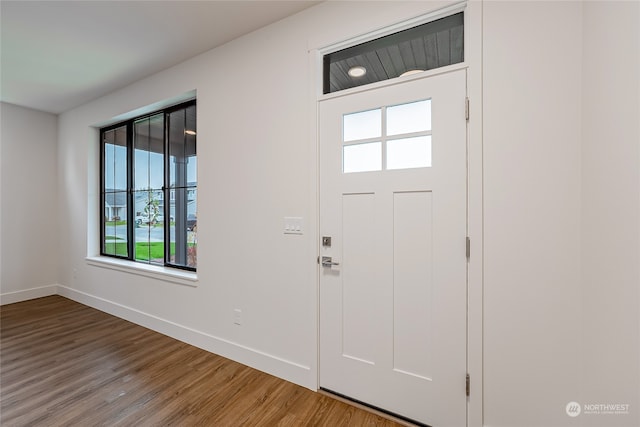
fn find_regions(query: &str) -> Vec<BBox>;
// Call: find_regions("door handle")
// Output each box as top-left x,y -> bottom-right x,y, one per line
321,256 -> 340,267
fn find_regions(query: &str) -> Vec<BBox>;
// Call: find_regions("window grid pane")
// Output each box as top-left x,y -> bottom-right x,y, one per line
134,114 -> 164,192
133,189 -> 164,265
387,100 -> 431,136
103,127 -> 127,193
387,136 -> 432,170
343,109 -> 381,142
168,188 -> 197,269
103,191 -> 128,257
343,142 -> 382,173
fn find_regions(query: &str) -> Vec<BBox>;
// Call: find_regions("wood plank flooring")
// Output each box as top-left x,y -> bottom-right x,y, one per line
1,296 -> 404,426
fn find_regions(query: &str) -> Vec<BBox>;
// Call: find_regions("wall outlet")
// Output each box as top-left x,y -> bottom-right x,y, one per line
233,309 -> 242,326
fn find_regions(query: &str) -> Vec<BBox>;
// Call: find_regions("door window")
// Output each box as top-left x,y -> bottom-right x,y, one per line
342,99 -> 432,173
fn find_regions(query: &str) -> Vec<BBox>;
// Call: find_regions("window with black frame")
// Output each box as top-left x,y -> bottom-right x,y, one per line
100,100 -> 197,271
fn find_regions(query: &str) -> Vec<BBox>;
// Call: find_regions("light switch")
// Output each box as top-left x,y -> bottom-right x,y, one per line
284,217 -> 303,235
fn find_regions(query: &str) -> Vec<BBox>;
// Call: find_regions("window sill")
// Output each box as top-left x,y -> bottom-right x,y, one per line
85,256 -> 198,287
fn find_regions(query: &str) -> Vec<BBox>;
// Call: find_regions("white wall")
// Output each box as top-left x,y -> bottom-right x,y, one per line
581,2 -> 640,426
55,0 -> 455,391
6,1 -> 638,426
483,2 -> 583,425
0,103 -> 59,303
483,1 -> 640,427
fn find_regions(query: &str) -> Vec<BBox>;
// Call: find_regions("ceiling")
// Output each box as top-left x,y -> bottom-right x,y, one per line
0,1 -> 320,114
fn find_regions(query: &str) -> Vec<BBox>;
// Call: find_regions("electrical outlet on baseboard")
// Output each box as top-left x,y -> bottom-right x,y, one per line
233,309 -> 242,326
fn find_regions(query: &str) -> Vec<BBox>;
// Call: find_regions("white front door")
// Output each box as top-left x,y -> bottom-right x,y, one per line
319,69 -> 468,426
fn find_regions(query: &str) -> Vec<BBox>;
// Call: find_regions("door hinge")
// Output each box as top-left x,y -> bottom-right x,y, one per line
466,237 -> 471,259
466,373 -> 470,396
465,97 -> 470,121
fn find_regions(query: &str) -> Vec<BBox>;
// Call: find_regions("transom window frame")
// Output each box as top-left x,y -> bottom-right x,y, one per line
316,2 -> 468,101
323,11 -> 464,94
99,99 -> 197,272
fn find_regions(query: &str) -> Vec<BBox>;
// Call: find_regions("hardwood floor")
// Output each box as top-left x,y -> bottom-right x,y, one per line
1,296 -> 405,426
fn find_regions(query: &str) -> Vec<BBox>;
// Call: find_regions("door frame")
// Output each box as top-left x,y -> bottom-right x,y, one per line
307,2 -> 483,426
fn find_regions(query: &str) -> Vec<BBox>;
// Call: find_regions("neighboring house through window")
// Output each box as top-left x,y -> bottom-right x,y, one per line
101,100 -> 197,270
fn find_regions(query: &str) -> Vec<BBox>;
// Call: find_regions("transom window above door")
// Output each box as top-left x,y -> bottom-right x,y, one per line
342,99 -> 432,173
323,12 -> 463,94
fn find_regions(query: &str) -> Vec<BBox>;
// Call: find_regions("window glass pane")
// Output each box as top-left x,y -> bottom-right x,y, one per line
387,136 -> 432,170
168,106 -> 197,190
134,114 -> 164,192
134,190 -> 164,227
343,142 -> 382,173
134,189 -> 164,265
169,188 -> 197,268
387,100 -> 431,136
103,126 -> 127,193
343,109 -> 381,142
132,114 -> 165,266
168,104 -> 197,269
104,191 -> 129,222
103,191 -> 128,256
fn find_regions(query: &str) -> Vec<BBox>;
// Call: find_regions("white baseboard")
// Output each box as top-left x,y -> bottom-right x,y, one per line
56,285 -> 314,390
0,285 -> 58,305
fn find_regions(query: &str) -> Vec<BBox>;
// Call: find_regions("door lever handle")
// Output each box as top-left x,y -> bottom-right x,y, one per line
321,256 -> 340,267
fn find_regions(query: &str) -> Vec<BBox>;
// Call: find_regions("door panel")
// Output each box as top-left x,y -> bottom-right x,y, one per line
319,69 -> 468,426
393,190 -> 434,380
342,192 -> 377,364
